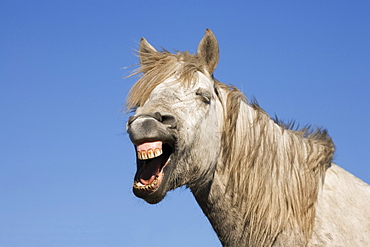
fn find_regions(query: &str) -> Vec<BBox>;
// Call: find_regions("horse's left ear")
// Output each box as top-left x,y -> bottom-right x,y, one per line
139,37 -> 157,66
197,29 -> 219,75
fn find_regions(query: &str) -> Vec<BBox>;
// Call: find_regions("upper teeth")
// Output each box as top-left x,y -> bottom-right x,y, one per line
137,148 -> 163,160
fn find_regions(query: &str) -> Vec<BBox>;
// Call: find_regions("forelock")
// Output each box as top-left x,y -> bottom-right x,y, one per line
125,50 -> 205,111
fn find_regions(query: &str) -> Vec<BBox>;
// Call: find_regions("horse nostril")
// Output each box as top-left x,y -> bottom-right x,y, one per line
153,112 -> 162,122
161,114 -> 177,128
128,115 -> 137,126
127,112 -> 176,129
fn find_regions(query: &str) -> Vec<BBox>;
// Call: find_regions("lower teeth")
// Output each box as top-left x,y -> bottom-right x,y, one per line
134,177 -> 158,190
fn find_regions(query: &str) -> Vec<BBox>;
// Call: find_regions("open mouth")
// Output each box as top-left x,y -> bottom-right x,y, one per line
133,141 -> 173,194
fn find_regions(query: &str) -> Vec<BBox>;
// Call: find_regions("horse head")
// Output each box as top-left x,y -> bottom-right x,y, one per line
126,29 -> 223,204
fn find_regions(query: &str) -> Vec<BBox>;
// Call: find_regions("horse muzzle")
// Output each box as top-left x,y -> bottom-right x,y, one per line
127,112 -> 177,145
127,112 -> 177,204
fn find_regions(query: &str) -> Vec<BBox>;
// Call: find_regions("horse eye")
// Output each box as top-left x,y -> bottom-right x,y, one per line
195,88 -> 212,104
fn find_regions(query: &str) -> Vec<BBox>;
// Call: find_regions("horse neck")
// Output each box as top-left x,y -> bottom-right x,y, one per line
192,96 -> 331,246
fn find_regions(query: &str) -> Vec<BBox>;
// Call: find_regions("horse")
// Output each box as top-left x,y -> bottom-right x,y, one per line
125,29 -> 370,246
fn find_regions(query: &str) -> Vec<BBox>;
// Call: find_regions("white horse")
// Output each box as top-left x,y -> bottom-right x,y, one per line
126,29 -> 370,246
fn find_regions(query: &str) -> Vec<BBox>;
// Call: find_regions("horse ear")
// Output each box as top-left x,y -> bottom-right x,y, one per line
139,38 -> 157,65
197,29 -> 219,75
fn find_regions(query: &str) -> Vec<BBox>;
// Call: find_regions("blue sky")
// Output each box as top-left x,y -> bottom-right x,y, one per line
1,1 -> 369,246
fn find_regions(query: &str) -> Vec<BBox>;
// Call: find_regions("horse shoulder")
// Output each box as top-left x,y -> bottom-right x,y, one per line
309,164 -> 370,246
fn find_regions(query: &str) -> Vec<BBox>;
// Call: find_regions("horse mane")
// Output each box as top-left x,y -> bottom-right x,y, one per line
125,49 -> 204,111
126,47 -> 335,245
216,81 -> 335,246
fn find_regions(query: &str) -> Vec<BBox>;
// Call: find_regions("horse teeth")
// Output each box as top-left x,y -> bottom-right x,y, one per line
137,148 -> 163,160
155,148 -> 162,157
141,150 -> 148,160
134,182 -> 156,190
133,176 -> 160,191
147,149 -> 155,159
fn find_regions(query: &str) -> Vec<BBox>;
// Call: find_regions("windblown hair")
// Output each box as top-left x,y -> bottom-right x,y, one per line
126,49 -> 204,111
127,48 -> 335,246
218,83 -> 335,246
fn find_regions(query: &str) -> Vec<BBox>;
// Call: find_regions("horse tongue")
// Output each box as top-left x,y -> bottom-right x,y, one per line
139,157 -> 163,185
140,175 -> 156,185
